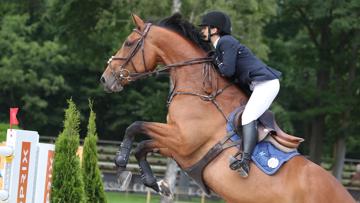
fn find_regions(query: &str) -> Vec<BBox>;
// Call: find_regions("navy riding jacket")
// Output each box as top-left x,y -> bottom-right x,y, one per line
215,35 -> 281,89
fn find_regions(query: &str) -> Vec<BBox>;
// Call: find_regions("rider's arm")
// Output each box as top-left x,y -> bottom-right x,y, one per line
216,39 -> 238,77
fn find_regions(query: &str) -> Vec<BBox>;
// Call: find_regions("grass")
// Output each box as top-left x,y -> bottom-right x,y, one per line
106,192 -> 160,203
105,192 -> 225,203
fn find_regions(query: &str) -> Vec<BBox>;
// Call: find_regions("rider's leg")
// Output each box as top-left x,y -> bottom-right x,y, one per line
237,121 -> 257,177
237,79 -> 280,177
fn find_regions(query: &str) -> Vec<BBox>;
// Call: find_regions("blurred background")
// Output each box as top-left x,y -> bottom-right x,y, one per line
0,0 -> 359,202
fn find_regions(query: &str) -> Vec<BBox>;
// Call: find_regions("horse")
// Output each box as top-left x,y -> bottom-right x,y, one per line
100,13 -> 355,203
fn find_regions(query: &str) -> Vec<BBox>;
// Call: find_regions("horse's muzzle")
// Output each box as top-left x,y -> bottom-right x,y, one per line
100,74 -> 124,93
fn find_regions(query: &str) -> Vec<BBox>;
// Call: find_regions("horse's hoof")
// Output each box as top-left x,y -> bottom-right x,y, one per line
117,170 -> 132,190
157,179 -> 173,199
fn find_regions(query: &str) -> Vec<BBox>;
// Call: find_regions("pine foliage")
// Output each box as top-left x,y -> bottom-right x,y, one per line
51,99 -> 85,203
82,100 -> 107,203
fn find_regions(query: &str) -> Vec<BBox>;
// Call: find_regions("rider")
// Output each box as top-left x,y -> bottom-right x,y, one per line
199,11 -> 282,177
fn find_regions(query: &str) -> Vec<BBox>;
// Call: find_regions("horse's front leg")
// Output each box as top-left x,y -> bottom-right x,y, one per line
115,121 -> 181,169
115,121 -> 144,169
134,140 -> 173,197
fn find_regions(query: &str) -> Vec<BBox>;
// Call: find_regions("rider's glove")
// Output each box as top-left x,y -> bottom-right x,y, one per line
207,51 -> 222,72
213,56 -> 222,67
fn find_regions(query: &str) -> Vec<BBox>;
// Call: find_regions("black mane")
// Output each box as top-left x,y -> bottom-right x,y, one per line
158,13 -> 212,52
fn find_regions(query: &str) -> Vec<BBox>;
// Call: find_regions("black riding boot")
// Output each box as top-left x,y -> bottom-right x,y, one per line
237,120 -> 257,177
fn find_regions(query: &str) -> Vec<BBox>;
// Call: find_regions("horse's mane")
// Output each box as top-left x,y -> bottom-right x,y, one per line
158,13 -> 212,52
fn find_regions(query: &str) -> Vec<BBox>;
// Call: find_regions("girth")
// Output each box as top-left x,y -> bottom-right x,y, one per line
182,131 -> 240,195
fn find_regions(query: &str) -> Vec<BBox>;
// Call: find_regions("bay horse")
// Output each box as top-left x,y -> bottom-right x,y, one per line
100,13 -> 355,203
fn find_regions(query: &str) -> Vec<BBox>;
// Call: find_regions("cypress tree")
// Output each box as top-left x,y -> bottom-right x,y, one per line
51,99 -> 85,203
82,100 -> 107,203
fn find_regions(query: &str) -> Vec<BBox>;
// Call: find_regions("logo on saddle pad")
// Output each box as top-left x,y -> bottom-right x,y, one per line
257,151 -> 280,169
267,157 -> 280,169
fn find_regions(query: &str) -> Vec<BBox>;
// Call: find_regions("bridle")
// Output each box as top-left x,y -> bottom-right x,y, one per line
106,23 -> 233,121
107,23 -> 213,84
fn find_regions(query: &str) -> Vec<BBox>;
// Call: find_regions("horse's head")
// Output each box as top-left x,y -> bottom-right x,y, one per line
100,14 -> 158,92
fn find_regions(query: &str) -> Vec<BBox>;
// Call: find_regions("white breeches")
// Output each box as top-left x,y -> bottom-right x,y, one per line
241,79 -> 280,125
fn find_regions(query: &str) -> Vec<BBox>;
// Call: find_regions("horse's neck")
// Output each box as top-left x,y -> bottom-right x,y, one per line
154,34 -> 205,88
154,30 -> 216,88
154,28 -> 248,110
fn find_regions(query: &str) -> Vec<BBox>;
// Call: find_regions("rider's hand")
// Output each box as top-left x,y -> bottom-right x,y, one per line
212,55 -> 222,69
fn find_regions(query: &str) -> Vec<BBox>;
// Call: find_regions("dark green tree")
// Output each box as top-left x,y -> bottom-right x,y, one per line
51,99 -> 85,203
1,0 -> 358,165
0,13 -> 69,133
82,100 -> 106,203
266,0 -> 360,176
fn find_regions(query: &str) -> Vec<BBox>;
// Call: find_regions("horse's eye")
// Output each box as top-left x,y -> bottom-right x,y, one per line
124,40 -> 133,47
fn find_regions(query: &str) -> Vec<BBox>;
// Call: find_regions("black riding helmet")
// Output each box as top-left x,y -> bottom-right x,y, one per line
199,11 -> 232,35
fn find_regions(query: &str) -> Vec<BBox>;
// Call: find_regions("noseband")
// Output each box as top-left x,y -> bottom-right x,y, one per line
107,23 -> 213,84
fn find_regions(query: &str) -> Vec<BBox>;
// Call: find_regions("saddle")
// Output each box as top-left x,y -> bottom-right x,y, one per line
183,107 -> 304,195
232,107 -> 304,151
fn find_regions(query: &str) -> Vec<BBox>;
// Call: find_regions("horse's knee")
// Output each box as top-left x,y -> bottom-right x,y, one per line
134,141 -> 149,160
126,121 -> 144,135
134,147 -> 143,160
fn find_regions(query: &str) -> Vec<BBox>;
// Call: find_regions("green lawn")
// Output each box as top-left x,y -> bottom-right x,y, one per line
106,192 -> 160,203
105,192 -> 225,203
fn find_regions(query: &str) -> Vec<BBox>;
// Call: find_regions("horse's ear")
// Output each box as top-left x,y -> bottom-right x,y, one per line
132,14 -> 145,30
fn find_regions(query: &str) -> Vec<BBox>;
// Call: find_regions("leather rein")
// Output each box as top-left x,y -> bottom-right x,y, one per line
107,23 -> 232,121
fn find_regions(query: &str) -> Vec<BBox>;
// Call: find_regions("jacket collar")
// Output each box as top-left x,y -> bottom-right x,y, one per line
213,37 -> 220,48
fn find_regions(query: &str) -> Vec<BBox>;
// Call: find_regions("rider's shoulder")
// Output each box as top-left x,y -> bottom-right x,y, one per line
218,35 -> 241,47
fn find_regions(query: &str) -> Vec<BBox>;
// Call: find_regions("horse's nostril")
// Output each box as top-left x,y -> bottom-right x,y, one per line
100,76 -> 106,84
